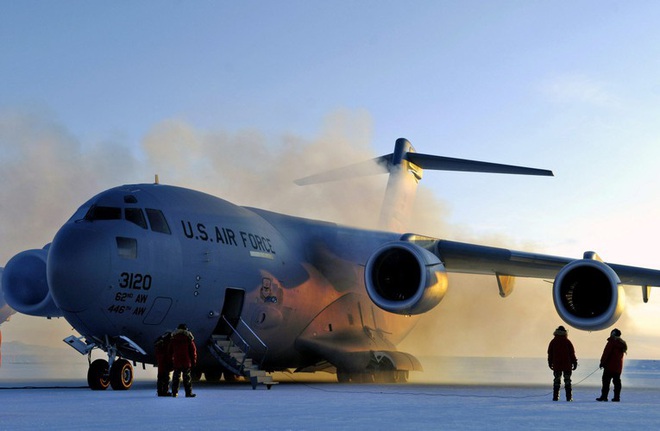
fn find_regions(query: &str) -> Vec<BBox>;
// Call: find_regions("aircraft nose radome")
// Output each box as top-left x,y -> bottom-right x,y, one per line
47,224 -> 112,313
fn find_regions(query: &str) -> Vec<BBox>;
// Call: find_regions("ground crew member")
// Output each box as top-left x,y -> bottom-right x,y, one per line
596,328 -> 628,402
154,331 -> 173,397
169,323 -> 197,398
547,325 -> 578,401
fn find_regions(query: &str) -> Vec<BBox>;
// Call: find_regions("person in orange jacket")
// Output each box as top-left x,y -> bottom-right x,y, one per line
154,331 -> 173,397
547,325 -> 578,401
596,328 -> 628,402
168,323 -> 198,398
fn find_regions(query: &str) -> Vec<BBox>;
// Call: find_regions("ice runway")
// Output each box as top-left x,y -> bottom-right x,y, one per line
2,378 -> 660,431
3,353 -> 660,430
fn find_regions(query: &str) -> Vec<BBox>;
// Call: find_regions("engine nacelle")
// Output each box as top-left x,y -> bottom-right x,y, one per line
2,246 -> 63,318
553,258 -> 624,331
365,241 -> 448,315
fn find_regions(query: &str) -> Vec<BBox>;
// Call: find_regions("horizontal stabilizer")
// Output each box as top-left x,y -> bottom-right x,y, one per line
294,157 -> 389,185
295,143 -> 553,186
407,153 -> 554,176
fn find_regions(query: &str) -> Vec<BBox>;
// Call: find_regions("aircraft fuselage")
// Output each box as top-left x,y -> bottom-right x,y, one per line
47,184 -> 419,372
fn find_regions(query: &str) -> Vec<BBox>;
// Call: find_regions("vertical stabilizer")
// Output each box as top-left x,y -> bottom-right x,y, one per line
378,138 -> 422,232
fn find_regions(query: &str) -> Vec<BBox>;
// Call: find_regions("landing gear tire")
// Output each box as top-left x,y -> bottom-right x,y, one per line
394,370 -> 409,383
336,369 -> 408,383
203,369 -> 223,383
110,358 -> 133,390
336,371 -> 375,383
88,359 -> 110,390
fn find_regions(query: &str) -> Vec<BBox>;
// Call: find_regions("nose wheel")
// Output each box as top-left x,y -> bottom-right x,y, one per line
110,358 -> 134,390
87,357 -> 134,390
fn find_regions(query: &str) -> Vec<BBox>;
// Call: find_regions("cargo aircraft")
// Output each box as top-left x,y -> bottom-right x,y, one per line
2,138 -> 660,390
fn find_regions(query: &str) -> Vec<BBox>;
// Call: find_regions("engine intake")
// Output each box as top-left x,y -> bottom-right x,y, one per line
2,246 -> 62,318
553,258 -> 624,331
365,241 -> 447,315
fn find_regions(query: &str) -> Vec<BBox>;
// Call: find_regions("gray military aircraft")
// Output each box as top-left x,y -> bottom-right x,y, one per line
2,138 -> 660,390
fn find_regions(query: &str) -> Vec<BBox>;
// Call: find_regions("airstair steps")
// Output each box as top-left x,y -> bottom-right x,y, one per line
208,333 -> 277,389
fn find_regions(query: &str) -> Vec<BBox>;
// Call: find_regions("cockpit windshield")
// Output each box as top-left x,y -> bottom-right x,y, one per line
125,208 -> 147,229
84,205 -> 171,234
84,206 -> 121,221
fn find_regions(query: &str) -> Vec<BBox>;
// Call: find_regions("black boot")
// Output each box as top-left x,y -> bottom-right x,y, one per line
565,387 -> 573,402
596,393 -> 608,402
612,380 -> 621,401
596,384 -> 608,401
184,382 -> 196,398
552,387 -> 560,401
172,375 -> 180,398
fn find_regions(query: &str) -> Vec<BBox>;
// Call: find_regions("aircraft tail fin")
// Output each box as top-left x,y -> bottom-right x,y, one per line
295,137 -> 553,232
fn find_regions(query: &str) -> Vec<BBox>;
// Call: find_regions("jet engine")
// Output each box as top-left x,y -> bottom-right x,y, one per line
2,246 -> 62,318
365,241 -> 448,315
553,257 -> 624,331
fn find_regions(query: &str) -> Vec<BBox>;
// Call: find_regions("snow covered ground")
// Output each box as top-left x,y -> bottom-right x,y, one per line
3,345 -> 660,430
3,356 -> 660,431
2,379 -> 660,431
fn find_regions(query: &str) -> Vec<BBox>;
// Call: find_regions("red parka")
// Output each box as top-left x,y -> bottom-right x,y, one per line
154,332 -> 173,373
169,328 -> 197,369
547,329 -> 577,372
600,336 -> 627,374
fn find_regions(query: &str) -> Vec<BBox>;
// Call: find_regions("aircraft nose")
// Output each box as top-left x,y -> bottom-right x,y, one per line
48,223 -> 112,313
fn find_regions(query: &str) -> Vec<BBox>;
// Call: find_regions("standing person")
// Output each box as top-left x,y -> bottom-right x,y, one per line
154,331 -> 173,397
596,328 -> 628,402
169,323 -> 198,398
547,325 -> 578,401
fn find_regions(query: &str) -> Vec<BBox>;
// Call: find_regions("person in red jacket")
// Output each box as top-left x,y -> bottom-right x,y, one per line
596,328 -> 628,402
154,331 -> 173,397
547,325 -> 578,401
168,323 -> 198,398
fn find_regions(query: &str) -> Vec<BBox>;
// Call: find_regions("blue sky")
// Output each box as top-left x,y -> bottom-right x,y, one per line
2,1 -> 660,357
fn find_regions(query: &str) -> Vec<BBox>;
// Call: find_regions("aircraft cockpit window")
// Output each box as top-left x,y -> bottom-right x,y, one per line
125,208 -> 148,229
146,208 -> 171,234
84,205 -> 121,221
116,237 -> 138,259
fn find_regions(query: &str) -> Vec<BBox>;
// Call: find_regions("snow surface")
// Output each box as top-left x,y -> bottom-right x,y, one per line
3,350 -> 660,430
2,365 -> 660,431
2,379 -> 660,431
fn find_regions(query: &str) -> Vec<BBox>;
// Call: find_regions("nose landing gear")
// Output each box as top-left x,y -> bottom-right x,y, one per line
65,334 -> 144,391
86,351 -> 134,390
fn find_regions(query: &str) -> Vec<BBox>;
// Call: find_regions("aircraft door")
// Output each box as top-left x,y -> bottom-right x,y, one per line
213,288 -> 245,337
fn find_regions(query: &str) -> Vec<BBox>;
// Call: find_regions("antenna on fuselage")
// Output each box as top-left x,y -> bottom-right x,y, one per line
154,174 -> 160,184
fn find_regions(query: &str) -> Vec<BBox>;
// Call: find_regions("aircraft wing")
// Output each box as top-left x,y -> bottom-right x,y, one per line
433,239 -> 660,287
434,240 -> 660,301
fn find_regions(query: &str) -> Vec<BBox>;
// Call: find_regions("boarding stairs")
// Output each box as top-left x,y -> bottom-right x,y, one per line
208,316 -> 277,389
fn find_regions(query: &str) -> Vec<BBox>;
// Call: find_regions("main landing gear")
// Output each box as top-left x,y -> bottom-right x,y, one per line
336,369 -> 409,383
64,334 -> 143,391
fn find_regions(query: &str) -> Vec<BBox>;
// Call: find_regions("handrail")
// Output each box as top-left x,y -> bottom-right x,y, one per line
237,317 -> 268,352
220,315 -> 269,370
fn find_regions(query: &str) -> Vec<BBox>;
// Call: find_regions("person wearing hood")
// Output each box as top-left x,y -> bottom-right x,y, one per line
596,328 -> 628,402
154,330 -> 173,397
168,323 -> 198,398
547,325 -> 578,401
